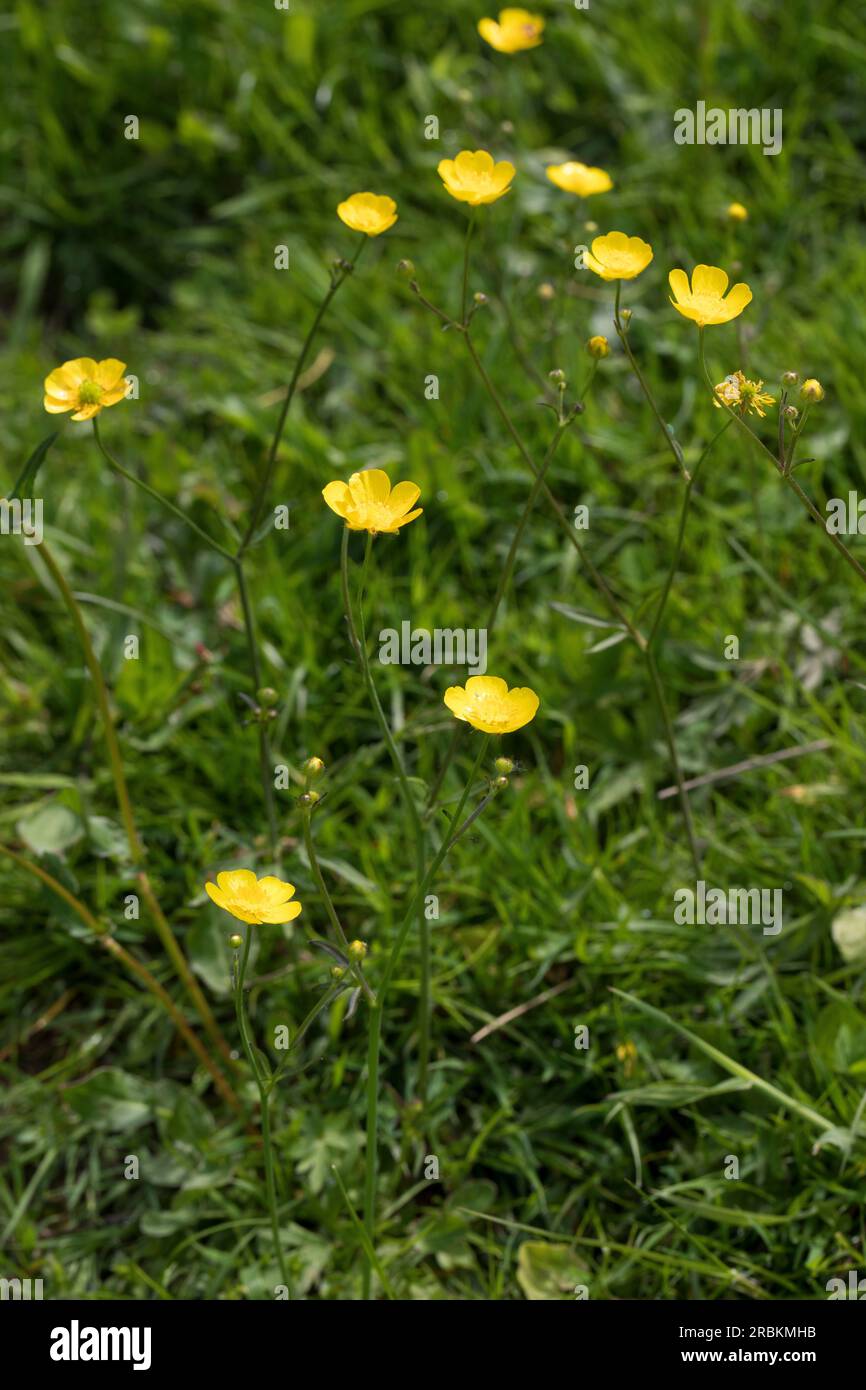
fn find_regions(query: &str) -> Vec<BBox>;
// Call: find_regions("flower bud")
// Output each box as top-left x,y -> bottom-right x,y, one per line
228,933 -> 243,950
587,335 -> 610,359
493,776 -> 510,790
257,687 -> 278,708
781,371 -> 799,387
548,368 -> 566,387
783,404 -> 799,421
584,220 -> 598,234
537,282 -> 555,301
473,291 -> 488,306
299,790 -> 320,807
494,756 -> 515,775
397,258 -> 415,278
330,965 -> 346,980
727,202 -> 748,222
800,378 -> 825,403
619,307 -> 633,326
348,939 -> 367,962
304,756 -> 325,779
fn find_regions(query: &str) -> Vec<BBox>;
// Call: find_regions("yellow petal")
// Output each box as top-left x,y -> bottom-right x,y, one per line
94,358 -> 127,389
217,868 -> 258,895
668,268 -> 690,303
691,264 -> 729,298
719,282 -> 752,318
348,469 -> 391,505
390,506 -> 423,530
70,404 -> 100,421
205,882 -> 229,910
387,481 -> 421,515
322,481 -> 351,517
258,900 -> 303,925
60,358 -> 99,385
256,876 -> 296,905
44,396 -> 73,414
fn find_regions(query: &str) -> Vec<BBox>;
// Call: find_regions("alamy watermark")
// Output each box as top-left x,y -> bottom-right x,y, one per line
378,621 -> 487,675
674,102 -> 782,156
0,497 -> 43,545
674,880 -> 783,936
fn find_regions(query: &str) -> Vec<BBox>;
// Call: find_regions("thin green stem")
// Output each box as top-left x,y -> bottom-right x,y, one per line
300,810 -> 374,1004
461,211 -> 477,325
238,235 -> 366,558
234,558 -> 279,861
92,418 -> 235,562
234,928 -> 291,1294
613,283 -> 686,475
340,529 -> 430,1095
362,734 -> 490,1298
647,417 -> 733,650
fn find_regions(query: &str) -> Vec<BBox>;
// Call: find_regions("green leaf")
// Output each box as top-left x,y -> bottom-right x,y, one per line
17,802 -> 83,855
517,1241 -> 590,1300
65,1069 -> 154,1132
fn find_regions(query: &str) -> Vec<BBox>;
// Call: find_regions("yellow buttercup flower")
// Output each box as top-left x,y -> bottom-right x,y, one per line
322,469 -> 423,534
587,335 -> 610,359
205,870 -> 302,926
727,201 -> 748,222
43,358 -> 129,421
337,192 -> 398,236
668,265 -> 752,327
477,8 -> 544,53
437,150 -> 515,206
546,162 -> 613,197
584,231 -> 653,282
713,370 -> 775,418
443,675 -> 539,734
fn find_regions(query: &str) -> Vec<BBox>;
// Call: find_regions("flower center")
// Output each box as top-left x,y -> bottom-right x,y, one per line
78,380 -> 103,406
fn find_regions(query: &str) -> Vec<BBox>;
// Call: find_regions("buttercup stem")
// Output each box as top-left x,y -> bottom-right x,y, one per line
92,418 -> 235,562
361,732 -> 491,1298
233,557 -> 280,861
234,927 -> 292,1294
93,417 -> 279,859
647,417 -> 733,649
613,283 -> 686,475
341,530 -> 429,1091
238,234 -> 367,558
300,809 -> 374,1004
461,210 -> 477,324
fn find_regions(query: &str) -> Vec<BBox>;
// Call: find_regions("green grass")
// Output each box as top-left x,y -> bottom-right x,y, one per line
2,0 -> 866,1300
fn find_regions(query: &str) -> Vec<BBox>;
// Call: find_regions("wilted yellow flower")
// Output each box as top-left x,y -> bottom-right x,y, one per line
713,370 -> 775,418
727,201 -> 748,222
337,192 -> 398,236
668,265 -> 752,327
801,378 -> 825,403
546,162 -> 613,197
587,335 -> 610,359
322,469 -> 422,534
205,870 -> 302,926
584,231 -> 653,282
437,150 -> 515,206
44,358 -> 129,421
443,675 -> 539,734
478,8 -> 544,52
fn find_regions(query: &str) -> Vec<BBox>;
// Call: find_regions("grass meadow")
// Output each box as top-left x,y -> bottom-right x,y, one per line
3,0 -> 866,1302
